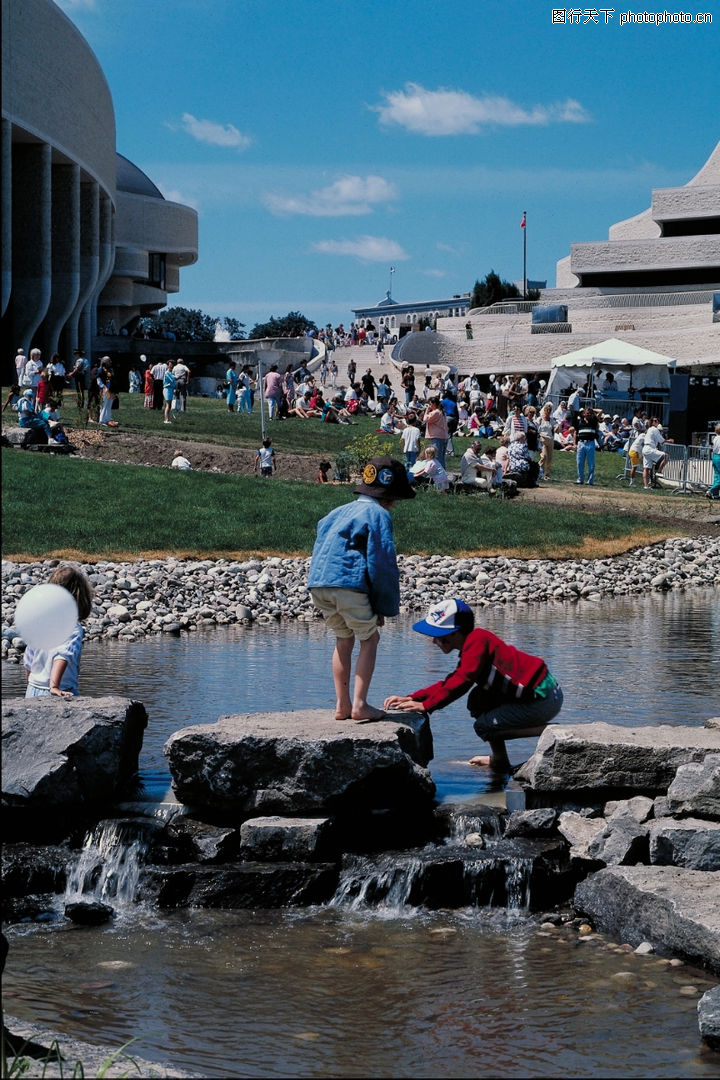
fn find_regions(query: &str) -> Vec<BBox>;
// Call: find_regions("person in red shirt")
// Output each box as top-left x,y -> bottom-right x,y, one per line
384,598 -> 563,773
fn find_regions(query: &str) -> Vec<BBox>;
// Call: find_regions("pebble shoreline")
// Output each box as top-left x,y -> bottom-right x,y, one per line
2,536 -> 718,663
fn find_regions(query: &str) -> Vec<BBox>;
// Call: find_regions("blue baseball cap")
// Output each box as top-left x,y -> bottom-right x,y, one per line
412,598 -> 473,637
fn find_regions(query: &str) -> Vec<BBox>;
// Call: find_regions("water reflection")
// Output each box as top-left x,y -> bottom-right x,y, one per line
3,589 -> 718,803
3,907 -> 717,1078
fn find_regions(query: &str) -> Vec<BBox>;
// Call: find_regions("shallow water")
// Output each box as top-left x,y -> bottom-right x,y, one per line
3,587 -> 718,802
3,907 -> 718,1078
2,588 -> 719,1077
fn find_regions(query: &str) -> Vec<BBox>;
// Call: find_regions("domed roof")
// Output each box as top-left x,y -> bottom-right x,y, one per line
116,153 -> 164,199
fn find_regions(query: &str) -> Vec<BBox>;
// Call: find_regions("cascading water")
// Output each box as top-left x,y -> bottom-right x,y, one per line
64,821 -> 147,911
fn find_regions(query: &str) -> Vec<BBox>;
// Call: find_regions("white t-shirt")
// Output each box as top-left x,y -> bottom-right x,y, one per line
401,426 -> 420,453
171,455 -> 191,470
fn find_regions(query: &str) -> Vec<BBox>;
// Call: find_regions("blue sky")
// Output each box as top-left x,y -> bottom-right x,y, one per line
58,0 -> 718,331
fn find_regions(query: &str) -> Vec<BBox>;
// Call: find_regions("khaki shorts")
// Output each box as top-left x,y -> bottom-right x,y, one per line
310,587 -> 379,640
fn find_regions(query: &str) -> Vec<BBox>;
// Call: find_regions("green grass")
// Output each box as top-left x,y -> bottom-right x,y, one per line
1,449 -> 670,559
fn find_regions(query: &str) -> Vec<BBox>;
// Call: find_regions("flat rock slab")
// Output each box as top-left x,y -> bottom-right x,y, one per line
1,696 -> 148,812
164,709 -> 435,816
516,723 -> 720,795
574,865 -> 720,973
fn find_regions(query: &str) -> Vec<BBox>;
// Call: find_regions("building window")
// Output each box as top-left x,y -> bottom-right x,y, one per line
148,253 -> 166,290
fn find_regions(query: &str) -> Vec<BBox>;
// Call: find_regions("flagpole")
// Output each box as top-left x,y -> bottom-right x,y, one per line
522,210 -> 527,299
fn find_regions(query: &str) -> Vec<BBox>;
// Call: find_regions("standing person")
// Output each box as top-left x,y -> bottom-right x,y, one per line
537,401 -> 555,481
151,357 -> 167,411
46,354 -> 66,404
575,407 -> 600,486
23,349 -> 43,404
347,357 -> 357,386
14,348 -> 26,385
143,361 -> 154,409
375,338 -> 385,363
329,358 -> 338,388
642,419 -> 672,490
706,423 -> 720,501
225,360 -> 239,413
361,368 -> 377,402
162,361 -> 176,424
567,384 -> 582,428
128,366 -> 142,394
97,356 -> 115,426
384,598 -> 563,773
424,397 -> 449,468
172,357 -> 191,412
307,457 -> 415,721
263,363 -> 285,420
255,437 -> 276,477
401,365 -> 416,406
23,564 -> 94,699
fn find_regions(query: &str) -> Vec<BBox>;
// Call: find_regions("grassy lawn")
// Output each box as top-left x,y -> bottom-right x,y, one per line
2,448 -> 671,560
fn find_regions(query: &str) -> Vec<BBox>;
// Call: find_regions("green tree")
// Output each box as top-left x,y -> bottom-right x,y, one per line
221,316 -> 246,339
138,307 -> 217,341
470,271 -> 521,309
250,311 -> 317,339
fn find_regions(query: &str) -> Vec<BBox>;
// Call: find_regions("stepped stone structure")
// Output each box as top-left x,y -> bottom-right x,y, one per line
395,144 -> 720,375
1,0 -> 198,371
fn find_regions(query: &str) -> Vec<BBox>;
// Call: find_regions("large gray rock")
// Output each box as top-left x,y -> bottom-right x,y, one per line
1,697 -> 147,814
648,818 -> 720,871
698,985 -> 720,1050
557,811 -> 605,860
574,866 -> 720,973
587,816 -> 649,866
164,709 -> 435,817
666,754 -> 720,820
515,723 -> 720,796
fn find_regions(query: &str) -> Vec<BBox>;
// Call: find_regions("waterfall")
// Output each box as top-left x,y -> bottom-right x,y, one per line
64,821 -> 148,910
330,855 -> 426,912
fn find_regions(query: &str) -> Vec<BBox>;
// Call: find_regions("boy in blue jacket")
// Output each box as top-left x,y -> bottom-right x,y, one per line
308,457 -> 415,720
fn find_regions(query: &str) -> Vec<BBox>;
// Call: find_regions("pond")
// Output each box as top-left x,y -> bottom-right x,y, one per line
2,589 -> 719,1078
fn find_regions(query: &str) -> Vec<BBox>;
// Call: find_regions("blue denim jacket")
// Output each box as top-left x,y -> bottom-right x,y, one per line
307,496 -> 400,616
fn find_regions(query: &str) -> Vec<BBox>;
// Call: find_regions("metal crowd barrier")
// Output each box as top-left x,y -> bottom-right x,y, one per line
655,443 -> 713,496
616,441 -> 712,496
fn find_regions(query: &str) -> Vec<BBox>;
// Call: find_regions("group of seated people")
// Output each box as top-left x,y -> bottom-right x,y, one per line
4,385 -> 69,444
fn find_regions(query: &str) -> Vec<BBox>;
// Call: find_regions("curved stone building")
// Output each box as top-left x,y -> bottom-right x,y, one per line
1,0 -> 197,370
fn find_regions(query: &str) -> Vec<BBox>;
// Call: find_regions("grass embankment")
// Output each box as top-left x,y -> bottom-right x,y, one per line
2,449 -> 670,560
3,388 -> 681,559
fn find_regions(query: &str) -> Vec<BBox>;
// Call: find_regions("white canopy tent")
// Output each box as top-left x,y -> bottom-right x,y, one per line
545,338 -> 676,399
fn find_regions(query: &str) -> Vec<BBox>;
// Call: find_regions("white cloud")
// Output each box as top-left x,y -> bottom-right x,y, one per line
422,268 -> 447,278
264,174 -> 396,217
180,113 -> 251,150
311,236 -> 410,262
373,83 -> 591,136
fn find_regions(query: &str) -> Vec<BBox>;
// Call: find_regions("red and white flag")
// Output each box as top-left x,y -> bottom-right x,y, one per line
520,212 -> 526,229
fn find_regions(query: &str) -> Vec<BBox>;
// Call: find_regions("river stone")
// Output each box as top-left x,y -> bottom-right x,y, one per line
1,696 -> 148,815
698,985 -> 720,1049
164,709 -> 435,817
515,724 -> 720,797
587,816 -> 649,867
665,754 -> 720,820
239,816 -> 334,861
647,818 -> 720,871
557,811 -> 606,861
574,866 -> 720,973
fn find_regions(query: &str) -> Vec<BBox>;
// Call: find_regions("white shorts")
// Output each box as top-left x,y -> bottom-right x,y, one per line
642,448 -> 664,467
310,587 -> 379,640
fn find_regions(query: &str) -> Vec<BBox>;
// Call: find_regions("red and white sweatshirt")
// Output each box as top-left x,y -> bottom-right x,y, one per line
409,629 -> 548,714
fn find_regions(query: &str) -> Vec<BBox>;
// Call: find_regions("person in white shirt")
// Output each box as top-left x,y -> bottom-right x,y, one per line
707,423 -> 720,501
460,442 -> 494,490
171,450 -> 191,470
642,419 -> 671,489
400,415 -> 421,467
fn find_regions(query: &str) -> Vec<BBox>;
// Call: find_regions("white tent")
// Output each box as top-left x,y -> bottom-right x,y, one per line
545,338 -> 675,398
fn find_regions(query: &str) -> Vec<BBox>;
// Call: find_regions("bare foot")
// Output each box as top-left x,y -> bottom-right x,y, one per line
335,701 -> 352,721
351,705 -> 387,721
469,755 -> 492,767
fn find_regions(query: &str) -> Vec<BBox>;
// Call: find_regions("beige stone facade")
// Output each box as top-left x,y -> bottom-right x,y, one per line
422,144 -> 720,375
1,0 -> 198,369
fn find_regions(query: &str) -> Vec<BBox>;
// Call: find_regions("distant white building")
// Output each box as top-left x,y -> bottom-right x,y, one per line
352,291 -> 471,334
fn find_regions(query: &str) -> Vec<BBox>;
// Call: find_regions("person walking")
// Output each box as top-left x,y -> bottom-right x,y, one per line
575,407 -> 600,486
706,423 -> 720,501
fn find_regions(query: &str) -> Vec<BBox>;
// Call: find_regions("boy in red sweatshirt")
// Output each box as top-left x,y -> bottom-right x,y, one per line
385,598 -> 563,773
